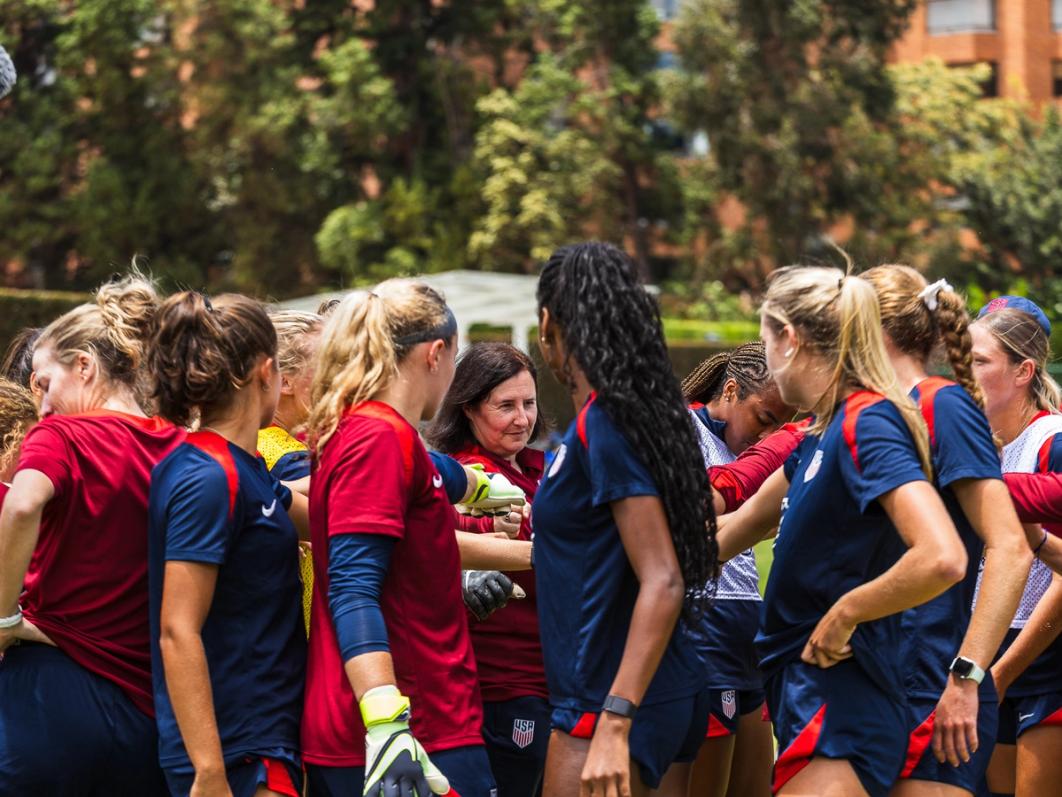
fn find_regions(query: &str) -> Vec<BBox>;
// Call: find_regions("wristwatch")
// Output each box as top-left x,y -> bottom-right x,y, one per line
948,656 -> 986,685
602,694 -> 638,719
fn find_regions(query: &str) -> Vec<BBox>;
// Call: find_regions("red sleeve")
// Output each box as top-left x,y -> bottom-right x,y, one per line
16,422 -> 74,501
709,421 -> 806,513
1003,471 -> 1062,526
327,424 -> 411,539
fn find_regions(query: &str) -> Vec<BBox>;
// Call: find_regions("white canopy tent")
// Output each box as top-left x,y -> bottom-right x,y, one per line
279,270 -> 541,352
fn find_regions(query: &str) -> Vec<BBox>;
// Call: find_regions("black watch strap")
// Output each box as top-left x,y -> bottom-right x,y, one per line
602,694 -> 638,719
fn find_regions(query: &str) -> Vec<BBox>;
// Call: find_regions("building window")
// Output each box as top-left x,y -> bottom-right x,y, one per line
927,0 -> 996,35
1055,0 -> 1062,31
949,61 -> 998,98
1054,62 -> 1062,98
651,0 -> 680,20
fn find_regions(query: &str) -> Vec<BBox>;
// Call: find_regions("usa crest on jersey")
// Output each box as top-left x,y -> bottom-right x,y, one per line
512,718 -> 535,749
721,689 -> 737,720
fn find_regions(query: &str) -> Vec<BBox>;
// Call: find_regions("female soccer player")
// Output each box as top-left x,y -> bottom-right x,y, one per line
676,343 -> 792,797
533,242 -> 717,797
147,292 -> 307,797
861,266 -> 1031,797
301,279 -> 495,797
428,341 -> 548,797
0,274 -> 183,795
716,266 -> 965,797
966,297 -> 1062,797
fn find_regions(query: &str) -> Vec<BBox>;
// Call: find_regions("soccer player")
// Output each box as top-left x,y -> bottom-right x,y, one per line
674,343 -> 792,797
427,341 -> 548,797
0,275 -> 183,795
715,266 -> 965,797
147,292 -> 307,797
533,242 -> 717,797
301,279 -> 495,797
966,297 -> 1062,797
861,266 -> 1031,797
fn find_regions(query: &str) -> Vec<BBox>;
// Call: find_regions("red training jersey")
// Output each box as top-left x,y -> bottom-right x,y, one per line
16,410 -> 185,716
302,401 -> 482,767
453,443 -> 548,702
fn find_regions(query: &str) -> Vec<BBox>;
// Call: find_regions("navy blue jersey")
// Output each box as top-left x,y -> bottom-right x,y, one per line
533,394 -> 704,712
758,391 -> 928,697
900,378 -> 1001,699
148,431 -> 306,771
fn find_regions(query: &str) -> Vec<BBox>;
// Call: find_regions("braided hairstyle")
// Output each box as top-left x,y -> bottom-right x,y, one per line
537,242 -> 718,617
862,265 -> 984,408
682,342 -> 771,404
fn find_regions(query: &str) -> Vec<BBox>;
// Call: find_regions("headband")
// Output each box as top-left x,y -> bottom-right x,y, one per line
393,305 -> 458,347
918,278 -> 953,312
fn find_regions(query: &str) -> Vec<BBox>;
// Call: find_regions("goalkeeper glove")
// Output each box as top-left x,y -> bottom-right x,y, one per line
361,685 -> 450,797
461,570 -> 525,621
462,464 -> 525,512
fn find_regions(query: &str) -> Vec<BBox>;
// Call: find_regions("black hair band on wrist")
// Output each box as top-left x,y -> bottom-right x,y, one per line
1034,529 -> 1050,559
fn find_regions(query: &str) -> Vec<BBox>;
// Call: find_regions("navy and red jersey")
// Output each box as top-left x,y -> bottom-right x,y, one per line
301,401 -> 482,767
148,430 -> 305,771
899,378 -> 1001,699
15,411 -> 185,716
453,443 -> 548,703
532,394 -> 704,712
758,391 -> 928,697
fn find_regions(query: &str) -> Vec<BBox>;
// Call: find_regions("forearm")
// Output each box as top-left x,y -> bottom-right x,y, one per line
716,468 -> 788,561
608,576 -> 683,706
0,494 -> 45,614
994,576 -> 1062,688
1003,472 -> 1062,524
454,512 -> 494,534
959,544 -> 1030,668
160,632 -> 226,774
835,547 -> 961,627
455,532 -> 532,571
343,651 -> 398,702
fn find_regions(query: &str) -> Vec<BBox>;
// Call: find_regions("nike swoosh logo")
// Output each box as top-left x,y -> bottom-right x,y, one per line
433,474 -> 443,489
262,499 -> 277,518
1019,712 -> 1036,723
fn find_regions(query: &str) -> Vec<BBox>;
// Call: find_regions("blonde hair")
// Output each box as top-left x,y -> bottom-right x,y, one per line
37,271 -> 158,391
863,264 -> 984,409
762,265 -> 932,476
0,379 -> 37,475
977,308 -> 1062,413
307,279 -> 453,452
269,310 -> 322,377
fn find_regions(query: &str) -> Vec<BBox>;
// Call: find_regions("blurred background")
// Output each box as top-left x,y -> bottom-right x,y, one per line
1,0 -> 1061,428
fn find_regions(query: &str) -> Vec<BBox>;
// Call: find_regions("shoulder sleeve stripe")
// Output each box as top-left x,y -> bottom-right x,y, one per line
1038,435 -> 1057,474
576,392 -> 598,448
841,390 -> 886,473
914,376 -> 955,448
350,401 -> 415,485
186,431 -> 239,519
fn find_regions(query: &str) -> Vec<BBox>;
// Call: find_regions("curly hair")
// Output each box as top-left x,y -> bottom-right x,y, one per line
537,242 -> 718,618
0,379 -> 37,476
682,342 -> 771,404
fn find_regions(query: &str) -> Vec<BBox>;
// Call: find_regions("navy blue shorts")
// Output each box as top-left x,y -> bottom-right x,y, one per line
996,691 -> 1062,745
481,696 -> 549,797
551,689 -> 710,789
305,744 -> 496,797
165,755 -> 302,797
897,687 -> 998,791
0,642 -> 168,796
693,598 -> 765,693
768,659 -> 907,797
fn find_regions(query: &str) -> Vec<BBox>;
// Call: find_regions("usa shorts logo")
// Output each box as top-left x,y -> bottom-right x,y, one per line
721,689 -> 737,720
512,718 -> 535,749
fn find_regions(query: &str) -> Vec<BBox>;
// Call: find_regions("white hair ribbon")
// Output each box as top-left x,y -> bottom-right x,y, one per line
918,278 -> 953,312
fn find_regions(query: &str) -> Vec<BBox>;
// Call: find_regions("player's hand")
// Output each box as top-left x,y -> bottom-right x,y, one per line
580,712 -> 632,797
0,616 -> 55,652
932,676 -> 979,766
462,570 -> 523,621
801,603 -> 855,668
464,465 -> 526,511
361,686 -> 450,797
493,505 -> 524,538
189,767 -> 233,797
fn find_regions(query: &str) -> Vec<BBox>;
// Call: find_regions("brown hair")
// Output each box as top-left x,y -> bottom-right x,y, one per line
977,308 -> 1062,413
762,265 -> 932,476
862,265 -> 984,408
427,342 -> 541,454
0,379 -> 37,475
269,310 -> 322,378
682,342 -> 772,404
308,279 -> 454,453
36,272 -> 158,390
149,292 -> 277,427
1,327 -> 41,389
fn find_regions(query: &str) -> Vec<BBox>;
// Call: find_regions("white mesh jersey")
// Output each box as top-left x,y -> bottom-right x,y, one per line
690,409 -> 762,601
972,413 -> 1062,628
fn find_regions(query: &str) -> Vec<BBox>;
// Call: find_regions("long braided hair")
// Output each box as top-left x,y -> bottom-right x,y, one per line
538,242 -> 718,617
682,342 -> 771,404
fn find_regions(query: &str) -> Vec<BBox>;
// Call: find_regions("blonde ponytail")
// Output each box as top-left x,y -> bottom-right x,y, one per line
763,266 -> 932,477
307,278 -> 453,453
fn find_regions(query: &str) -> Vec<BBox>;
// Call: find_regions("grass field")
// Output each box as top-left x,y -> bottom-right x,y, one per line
754,538 -> 774,596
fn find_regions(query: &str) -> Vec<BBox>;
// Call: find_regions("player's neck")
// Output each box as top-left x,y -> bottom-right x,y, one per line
201,396 -> 263,456
993,399 -> 1039,447
887,349 -> 929,394
566,365 -> 594,413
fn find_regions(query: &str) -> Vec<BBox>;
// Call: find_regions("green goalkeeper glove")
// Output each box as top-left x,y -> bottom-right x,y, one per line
462,464 -> 526,512
361,685 -> 450,797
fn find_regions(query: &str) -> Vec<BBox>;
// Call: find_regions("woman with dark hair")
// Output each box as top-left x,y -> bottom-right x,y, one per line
427,342 -> 548,797
532,242 -> 717,796
1,326 -> 41,395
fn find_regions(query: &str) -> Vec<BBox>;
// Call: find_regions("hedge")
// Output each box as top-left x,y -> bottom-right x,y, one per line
0,288 -> 90,353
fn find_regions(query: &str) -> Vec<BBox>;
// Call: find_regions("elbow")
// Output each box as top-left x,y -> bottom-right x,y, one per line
643,567 -> 686,615
928,548 -> 967,587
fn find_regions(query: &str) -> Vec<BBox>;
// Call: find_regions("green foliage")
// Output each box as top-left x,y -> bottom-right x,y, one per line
0,288 -> 88,351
